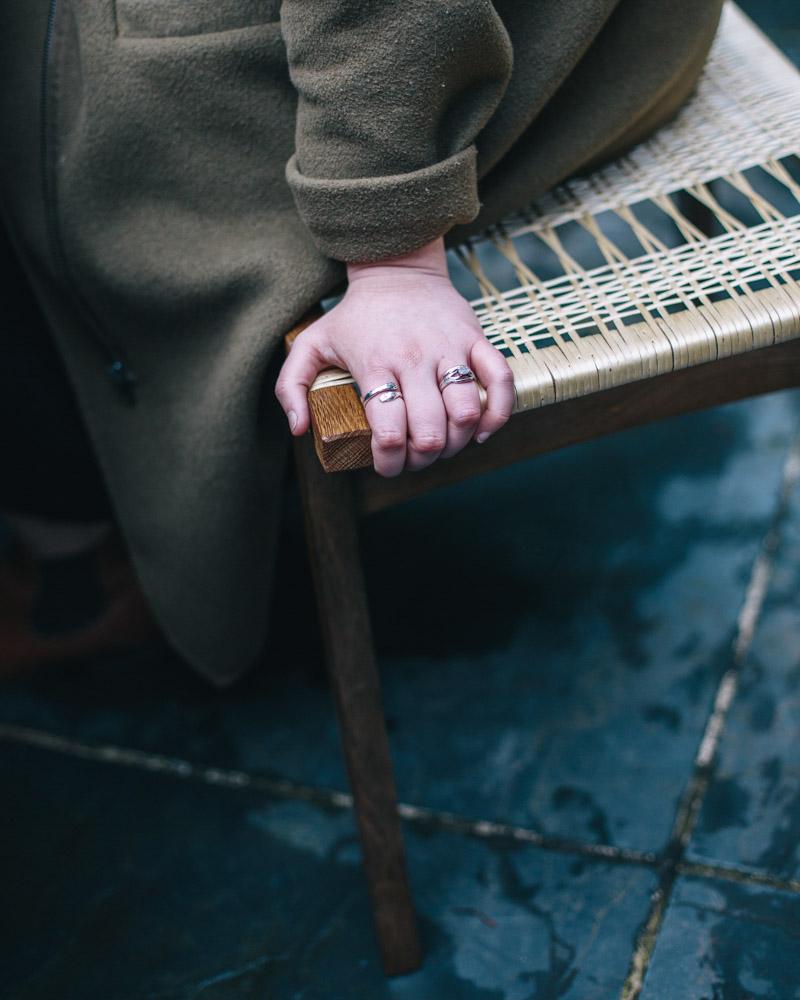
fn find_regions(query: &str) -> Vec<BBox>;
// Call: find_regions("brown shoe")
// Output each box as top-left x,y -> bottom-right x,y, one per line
0,530 -> 159,679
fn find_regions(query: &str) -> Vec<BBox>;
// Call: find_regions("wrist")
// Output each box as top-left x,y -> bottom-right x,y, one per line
346,237 -> 448,284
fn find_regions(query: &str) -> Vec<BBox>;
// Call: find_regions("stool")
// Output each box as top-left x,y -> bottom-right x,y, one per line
285,3 -> 800,975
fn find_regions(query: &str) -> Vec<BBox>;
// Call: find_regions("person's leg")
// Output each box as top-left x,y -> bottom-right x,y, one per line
0,527 -> 158,679
5,515 -> 110,560
0,225 -> 157,676
0,221 -> 114,523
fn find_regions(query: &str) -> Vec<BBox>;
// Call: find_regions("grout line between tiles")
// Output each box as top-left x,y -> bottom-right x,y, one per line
620,432 -> 800,1000
6,717 -> 800,899
0,720 -> 656,866
678,860 -> 800,895
0,722 -> 355,808
394,802 -> 658,866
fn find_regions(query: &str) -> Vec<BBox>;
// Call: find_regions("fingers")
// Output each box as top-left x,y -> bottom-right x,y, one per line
469,339 -> 515,443
399,367 -> 448,472
438,368 -> 482,459
276,319 -> 514,479
274,328 -> 328,436
357,369 -> 408,477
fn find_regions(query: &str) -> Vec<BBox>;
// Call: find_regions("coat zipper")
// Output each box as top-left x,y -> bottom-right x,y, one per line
40,0 -> 137,404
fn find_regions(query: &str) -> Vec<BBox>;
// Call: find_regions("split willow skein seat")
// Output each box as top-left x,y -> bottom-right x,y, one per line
285,3 -> 800,977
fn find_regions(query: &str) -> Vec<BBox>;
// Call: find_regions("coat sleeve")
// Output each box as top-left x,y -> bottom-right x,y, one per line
280,0 -> 513,262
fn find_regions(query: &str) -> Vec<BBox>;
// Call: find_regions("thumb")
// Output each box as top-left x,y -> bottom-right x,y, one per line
274,326 -> 329,435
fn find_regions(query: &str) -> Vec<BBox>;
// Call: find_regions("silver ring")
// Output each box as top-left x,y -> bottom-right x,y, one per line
362,381 -> 404,405
439,365 -> 476,392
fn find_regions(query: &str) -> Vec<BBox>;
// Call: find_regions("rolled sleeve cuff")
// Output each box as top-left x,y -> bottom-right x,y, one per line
285,146 -> 480,262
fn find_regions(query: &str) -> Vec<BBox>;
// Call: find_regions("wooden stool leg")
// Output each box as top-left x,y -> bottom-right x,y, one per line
293,434 -> 422,976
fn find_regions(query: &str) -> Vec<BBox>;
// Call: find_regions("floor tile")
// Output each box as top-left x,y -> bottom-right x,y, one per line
687,478 -> 800,881
2,392 -> 797,856
1,743 -> 656,1000
640,876 -> 800,1000
366,394 -> 793,850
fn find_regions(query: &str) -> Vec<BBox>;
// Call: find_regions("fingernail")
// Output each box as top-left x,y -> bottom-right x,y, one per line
288,410 -> 298,432
476,431 -> 491,444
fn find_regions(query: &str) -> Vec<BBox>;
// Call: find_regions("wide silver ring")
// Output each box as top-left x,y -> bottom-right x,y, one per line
362,381 -> 404,406
439,365 -> 476,392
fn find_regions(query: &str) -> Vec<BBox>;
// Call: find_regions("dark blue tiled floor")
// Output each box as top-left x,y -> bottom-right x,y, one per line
365,396 -> 793,852
688,480 -> 800,882
3,744 -> 658,1000
2,394 -> 795,854
3,4 -> 800,997
641,878 -> 800,1000
4,388 -> 800,998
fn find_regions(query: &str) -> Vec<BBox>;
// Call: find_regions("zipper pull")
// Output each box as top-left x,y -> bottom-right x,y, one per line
107,359 -> 138,405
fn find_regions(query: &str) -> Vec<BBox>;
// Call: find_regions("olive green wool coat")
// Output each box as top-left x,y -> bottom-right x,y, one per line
0,0 -> 723,684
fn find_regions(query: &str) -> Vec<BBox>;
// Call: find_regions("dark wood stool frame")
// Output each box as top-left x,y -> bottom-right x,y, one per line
287,318 -> 800,976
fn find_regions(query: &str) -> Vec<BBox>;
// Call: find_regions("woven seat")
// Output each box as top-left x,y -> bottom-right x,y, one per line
284,3 -> 800,977
300,3 -> 800,473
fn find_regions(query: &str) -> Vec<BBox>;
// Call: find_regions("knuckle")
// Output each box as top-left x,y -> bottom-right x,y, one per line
451,406 -> 481,428
290,333 -> 312,356
412,432 -> 445,454
292,329 -> 309,346
495,366 -> 515,386
400,345 -> 424,369
373,428 -> 405,450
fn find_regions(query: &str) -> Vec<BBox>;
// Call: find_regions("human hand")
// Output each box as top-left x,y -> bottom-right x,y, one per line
275,237 -> 515,477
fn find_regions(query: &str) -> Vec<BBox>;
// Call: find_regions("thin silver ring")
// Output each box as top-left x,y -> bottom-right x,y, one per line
439,365 -> 476,392
362,381 -> 404,406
